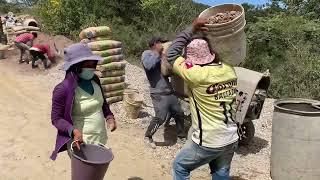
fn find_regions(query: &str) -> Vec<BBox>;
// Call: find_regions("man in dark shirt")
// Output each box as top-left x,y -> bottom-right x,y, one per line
141,37 -> 186,148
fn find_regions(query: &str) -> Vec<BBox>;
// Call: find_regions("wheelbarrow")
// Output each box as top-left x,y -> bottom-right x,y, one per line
233,67 -> 270,145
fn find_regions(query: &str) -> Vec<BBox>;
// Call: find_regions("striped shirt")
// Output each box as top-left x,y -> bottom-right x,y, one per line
15,33 -> 34,43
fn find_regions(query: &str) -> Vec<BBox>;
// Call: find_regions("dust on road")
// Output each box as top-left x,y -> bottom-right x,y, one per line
0,58 -> 172,180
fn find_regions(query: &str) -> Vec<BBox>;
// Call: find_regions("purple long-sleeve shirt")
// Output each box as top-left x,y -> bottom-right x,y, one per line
50,72 -> 114,160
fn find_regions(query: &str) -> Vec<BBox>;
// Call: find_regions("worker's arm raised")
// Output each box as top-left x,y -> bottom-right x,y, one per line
167,18 -> 208,64
166,27 -> 193,64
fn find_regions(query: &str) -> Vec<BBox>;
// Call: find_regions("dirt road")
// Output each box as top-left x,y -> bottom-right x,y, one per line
0,52 -> 273,180
0,59 -> 175,180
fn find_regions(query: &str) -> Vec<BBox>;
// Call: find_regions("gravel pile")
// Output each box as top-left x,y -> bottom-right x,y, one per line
208,11 -> 241,24
230,98 -> 274,180
110,63 -> 155,128
35,32 -> 73,52
44,60 -> 155,127
115,63 -> 274,180
44,55 -> 274,180
44,65 -> 65,88
36,33 -> 73,89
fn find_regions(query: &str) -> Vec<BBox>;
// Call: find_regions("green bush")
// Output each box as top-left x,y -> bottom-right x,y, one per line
34,0 -> 207,62
34,0 -> 320,100
244,14 -> 320,99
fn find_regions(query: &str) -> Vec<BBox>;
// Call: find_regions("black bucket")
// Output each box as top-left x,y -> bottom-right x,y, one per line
71,141 -> 114,180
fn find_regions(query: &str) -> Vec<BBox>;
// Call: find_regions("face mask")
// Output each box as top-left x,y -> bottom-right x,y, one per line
79,68 -> 95,80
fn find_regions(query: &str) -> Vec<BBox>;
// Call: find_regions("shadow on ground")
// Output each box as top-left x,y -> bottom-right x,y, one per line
154,115 -> 191,147
155,124 -> 177,146
236,137 -> 269,156
231,176 -> 248,180
128,177 -> 144,180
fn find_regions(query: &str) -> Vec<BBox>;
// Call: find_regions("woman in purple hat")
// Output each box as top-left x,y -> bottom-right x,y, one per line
50,43 -> 117,160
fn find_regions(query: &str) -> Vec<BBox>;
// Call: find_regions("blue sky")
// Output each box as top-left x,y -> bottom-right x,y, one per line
194,0 -> 270,5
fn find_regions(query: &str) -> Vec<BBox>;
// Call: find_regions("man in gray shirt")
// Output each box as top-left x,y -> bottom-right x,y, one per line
142,37 -> 186,147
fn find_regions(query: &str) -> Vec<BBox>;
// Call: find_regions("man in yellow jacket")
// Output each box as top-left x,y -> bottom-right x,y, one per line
167,19 -> 239,180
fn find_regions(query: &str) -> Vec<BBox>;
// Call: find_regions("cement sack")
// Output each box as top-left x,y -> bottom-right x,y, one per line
97,61 -> 126,72
161,42 -> 173,77
79,26 -> 111,39
171,75 -> 190,98
12,26 -> 40,32
14,30 -> 28,35
99,76 -> 125,85
102,82 -> 126,92
23,18 -> 39,27
92,48 -> 122,57
104,90 -> 124,98
106,95 -> 123,104
80,37 -> 110,44
96,69 -> 125,78
88,40 -> 122,51
98,55 -> 124,65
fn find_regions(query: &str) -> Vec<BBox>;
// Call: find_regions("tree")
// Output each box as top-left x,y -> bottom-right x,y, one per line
244,14 -> 320,99
0,0 -> 22,13
10,0 -> 39,7
34,0 -> 320,99
282,0 -> 320,19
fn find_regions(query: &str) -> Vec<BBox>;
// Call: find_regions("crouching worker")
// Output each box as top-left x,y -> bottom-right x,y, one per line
29,44 -> 56,69
14,32 -> 38,63
167,18 -> 239,180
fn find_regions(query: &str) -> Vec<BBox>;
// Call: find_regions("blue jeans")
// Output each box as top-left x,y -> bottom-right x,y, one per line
173,140 -> 238,180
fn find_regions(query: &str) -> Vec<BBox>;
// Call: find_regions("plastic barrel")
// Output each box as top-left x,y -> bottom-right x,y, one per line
171,75 -> 189,98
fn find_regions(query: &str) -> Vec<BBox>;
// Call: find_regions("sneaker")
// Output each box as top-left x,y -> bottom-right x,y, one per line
144,137 -> 156,149
32,65 -> 38,69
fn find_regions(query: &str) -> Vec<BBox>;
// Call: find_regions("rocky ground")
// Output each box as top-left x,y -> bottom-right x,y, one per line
40,44 -> 274,180
0,33 -> 275,179
208,11 -> 242,24
113,63 -> 274,180
42,49 -> 275,179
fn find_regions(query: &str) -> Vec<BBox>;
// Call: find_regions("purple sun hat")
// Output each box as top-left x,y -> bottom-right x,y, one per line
62,43 -> 103,71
